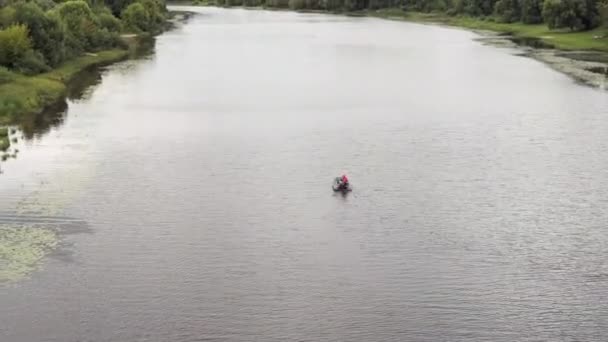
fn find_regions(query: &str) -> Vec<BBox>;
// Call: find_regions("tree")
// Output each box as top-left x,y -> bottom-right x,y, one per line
121,2 -> 149,32
543,0 -> 599,30
98,12 -> 122,32
288,0 -> 306,8
52,1 -> 100,51
104,0 -> 134,17
13,2 -> 66,66
0,24 -> 32,68
494,0 -> 521,22
521,0 -> 543,23
462,0 -> 498,16
137,0 -> 166,32
0,6 -> 16,28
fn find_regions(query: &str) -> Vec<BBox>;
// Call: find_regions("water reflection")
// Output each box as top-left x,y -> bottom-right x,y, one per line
16,36 -> 157,142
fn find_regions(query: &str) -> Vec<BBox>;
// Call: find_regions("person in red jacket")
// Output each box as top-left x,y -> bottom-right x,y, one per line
341,174 -> 349,185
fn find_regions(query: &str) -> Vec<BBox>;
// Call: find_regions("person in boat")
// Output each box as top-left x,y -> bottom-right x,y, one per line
341,174 -> 349,187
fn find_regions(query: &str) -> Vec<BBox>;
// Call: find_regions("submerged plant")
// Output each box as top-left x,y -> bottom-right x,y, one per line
0,225 -> 58,282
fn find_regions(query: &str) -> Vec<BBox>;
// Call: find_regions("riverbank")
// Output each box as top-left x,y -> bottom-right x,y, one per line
0,10 -> 196,157
366,9 -> 608,52
367,9 -> 608,88
0,50 -> 129,126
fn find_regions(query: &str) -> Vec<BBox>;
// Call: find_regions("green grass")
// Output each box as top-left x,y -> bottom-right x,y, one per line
0,50 -> 129,125
368,9 -> 608,52
0,127 -> 7,137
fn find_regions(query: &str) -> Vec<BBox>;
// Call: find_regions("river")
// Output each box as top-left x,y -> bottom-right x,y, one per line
1,6 -> 607,342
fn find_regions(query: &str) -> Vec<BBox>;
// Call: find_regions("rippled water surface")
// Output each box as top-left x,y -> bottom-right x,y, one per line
1,7 -> 608,342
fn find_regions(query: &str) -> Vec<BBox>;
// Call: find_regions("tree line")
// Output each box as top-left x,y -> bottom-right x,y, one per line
0,0 -> 167,76
210,0 -> 607,31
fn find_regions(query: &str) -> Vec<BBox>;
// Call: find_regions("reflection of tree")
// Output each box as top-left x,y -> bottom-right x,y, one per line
66,68 -> 103,101
16,36 -> 157,141
131,36 -> 156,59
17,67 -> 103,140
19,100 -> 68,140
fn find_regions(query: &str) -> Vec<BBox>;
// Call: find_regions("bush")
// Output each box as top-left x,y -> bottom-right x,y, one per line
265,0 -> 290,7
0,66 -> 17,84
98,12 -> 122,32
494,0 -> 521,22
14,50 -> 50,74
543,0 -> 599,30
461,0 -> 498,15
320,0 -> 343,10
0,6 -> 16,28
13,2 -> 61,67
53,0 -> 102,51
0,24 -> 33,69
34,0 -> 57,11
289,0 -> 306,9
121,2 -> 149,32
104,0 -> 135,17
600,2 -> 608,24
242,0 -> 264,5
521,0 -> 543,22
90,28 -> 121,50
137,0 -> 167,31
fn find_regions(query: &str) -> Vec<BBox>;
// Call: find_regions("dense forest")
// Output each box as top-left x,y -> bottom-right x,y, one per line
0,0 -> 167,76
207,0 -> 608,32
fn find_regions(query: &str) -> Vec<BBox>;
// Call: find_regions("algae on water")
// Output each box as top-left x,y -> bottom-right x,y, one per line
0,226 -> 58,282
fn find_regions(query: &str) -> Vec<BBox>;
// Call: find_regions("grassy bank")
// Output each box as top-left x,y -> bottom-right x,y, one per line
0,50 -> 129,125
367,9 -> 608,52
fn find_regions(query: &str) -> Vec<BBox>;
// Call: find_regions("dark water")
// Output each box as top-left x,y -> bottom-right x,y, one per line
1,7 -> 608,342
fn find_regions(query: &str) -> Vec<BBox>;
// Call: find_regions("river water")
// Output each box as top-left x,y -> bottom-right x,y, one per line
1,6 -> 608,342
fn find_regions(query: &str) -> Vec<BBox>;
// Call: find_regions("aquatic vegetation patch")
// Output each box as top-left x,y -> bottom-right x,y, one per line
0,225 -> 58,282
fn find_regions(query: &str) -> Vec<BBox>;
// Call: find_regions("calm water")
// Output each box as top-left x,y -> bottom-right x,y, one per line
1,7 -> 608,342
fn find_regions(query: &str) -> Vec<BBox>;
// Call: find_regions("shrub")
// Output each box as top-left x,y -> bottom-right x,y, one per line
289,0 -> 306,9
53,0 -> 102,51
34,0 -> 57,11
0,6 -> 16,28
13,2 -> 60,67
0,24 -> 33,69
265,0 -> 290,7
137,0 -> 166,31
90,28 -> 121,49
121,2 -> 149,32
543,0 -> 599,30
14,50 -> 50,74
494,0 -> 521,22
0,66 -> 17,84
98,12 -> 122,32
104,0 -> 135,17
521,0 -> 543,23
